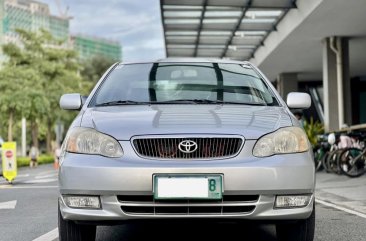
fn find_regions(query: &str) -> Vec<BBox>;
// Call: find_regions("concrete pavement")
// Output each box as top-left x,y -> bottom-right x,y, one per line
316,171 -> 366,214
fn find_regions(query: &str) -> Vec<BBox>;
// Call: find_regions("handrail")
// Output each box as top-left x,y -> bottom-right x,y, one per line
340,123 -> 366,132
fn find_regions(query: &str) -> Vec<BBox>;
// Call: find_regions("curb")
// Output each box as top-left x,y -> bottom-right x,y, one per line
315,198 -> 366,219
316,189 -> 366,216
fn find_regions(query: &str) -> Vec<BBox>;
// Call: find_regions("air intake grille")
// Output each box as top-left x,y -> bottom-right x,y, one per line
118,195 -> 258,216
132,137 -> 243,159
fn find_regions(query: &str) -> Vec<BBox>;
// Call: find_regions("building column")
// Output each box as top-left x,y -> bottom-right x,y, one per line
341,39 -> 352,126
323,37 -> 351,132
277,73 -> 298,100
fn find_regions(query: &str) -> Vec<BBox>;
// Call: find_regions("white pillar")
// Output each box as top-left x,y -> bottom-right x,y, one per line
323,37 -> 350,132
21,117 -> 26,156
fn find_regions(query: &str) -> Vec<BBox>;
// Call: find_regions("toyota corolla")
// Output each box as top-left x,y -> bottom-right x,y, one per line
58,58 -> 315,241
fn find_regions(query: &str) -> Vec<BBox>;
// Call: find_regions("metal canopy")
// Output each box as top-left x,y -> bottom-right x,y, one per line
161,0 -> 296,60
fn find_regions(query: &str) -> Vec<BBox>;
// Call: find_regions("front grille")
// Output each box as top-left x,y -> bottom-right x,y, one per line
117,195 -> 259,203
132,137 -> 243,159
121,205 -> 255,215
118,195 -> 258,216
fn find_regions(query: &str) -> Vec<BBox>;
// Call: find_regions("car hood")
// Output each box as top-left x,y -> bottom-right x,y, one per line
81,105 -> 292,140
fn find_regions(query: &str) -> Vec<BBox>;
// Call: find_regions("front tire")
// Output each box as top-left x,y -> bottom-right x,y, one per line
276,204 -> 315,241
58,205 -> 96,241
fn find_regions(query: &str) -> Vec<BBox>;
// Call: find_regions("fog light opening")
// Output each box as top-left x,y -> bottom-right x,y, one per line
275,195 -> 311,209
63,196 -> 101,209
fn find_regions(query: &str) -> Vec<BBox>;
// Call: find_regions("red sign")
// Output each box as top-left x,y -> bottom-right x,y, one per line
5,150 -> 13,158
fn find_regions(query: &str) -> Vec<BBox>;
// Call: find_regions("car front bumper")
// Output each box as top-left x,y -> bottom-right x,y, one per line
59,140 -> 315,222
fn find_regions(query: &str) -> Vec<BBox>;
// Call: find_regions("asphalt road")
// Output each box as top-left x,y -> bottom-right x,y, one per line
1,164 -> 366,241
0,164 -> 58,241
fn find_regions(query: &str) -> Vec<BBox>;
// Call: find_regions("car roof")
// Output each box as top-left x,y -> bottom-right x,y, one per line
118,58 -> 251,65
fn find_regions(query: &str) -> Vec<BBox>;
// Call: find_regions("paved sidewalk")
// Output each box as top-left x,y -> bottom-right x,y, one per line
316,171 -> 366,214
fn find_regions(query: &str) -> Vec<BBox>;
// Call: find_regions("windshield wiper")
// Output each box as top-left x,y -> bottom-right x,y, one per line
95,100 -> 149,106
150,99 -> 267,105
150,99 -> 219,104
215,100 -> 267,106
96,99 -> 267,106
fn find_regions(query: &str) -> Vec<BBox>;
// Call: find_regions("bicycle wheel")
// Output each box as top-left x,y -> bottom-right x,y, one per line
337,148 -> 366,178
322,152 -> 331,172
314,148 -> 324,172
324,150 -> 342,174
332,149 -> 344,174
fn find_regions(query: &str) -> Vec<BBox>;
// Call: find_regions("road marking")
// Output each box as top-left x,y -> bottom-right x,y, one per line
37,171 -> 56,176
0,200 -> 17,209
32,228 -> 58,241
24,178 -> 58,184
316,198 -> 366,219
0,174 -> 31,184
0,185 -> 58,189
17,174 -> 30,178
0,185 -> 12,189
35,174 -> 57,179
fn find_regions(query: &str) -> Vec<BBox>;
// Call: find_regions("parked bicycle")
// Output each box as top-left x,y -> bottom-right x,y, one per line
321,133 -> 342,173
313,134 -> 330,172
337,133 -> 366,177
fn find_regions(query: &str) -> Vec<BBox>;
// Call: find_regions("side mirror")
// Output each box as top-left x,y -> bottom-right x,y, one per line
60,93 -> 82,110
286,92 -> 311,109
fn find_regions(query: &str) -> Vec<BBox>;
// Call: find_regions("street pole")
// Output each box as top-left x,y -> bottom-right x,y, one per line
21,117 -> 26,156
54,121 -> 64,148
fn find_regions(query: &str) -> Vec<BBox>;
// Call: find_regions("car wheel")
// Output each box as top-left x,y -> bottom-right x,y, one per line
58,205 -> 96,241
276,204 -> 315,241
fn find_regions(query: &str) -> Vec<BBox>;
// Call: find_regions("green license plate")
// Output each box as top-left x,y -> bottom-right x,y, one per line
153,174 -> 223,200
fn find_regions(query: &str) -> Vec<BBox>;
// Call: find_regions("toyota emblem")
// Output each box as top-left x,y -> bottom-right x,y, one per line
178,140 -> 198,154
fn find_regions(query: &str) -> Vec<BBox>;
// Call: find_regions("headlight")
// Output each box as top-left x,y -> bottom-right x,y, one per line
64,127 -> 123,157
253,127 -> 309,157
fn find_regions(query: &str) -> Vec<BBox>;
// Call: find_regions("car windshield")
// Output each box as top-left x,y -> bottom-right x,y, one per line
90,62 -> 279,107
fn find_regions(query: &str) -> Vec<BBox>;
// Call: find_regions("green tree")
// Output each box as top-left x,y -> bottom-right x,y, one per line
38,36 -> 87,152
81,55 -> 116,83
0,66 -> 40,141
303,118 -> 324,146
0,29 -> 88,152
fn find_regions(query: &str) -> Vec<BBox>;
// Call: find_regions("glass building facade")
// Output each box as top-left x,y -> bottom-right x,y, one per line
71,34 -> 122,61
0,0 -> 69,42
0,0 -> 122,61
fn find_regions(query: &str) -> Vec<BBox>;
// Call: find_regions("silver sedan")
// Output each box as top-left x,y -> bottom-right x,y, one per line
58,59 -> 315,241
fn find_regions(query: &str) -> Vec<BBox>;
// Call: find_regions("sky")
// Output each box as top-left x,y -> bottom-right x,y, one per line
40,0 -> 166,62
